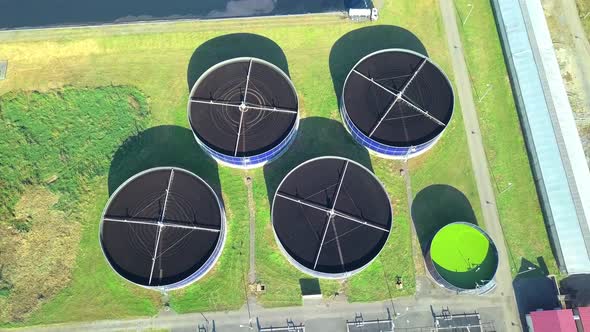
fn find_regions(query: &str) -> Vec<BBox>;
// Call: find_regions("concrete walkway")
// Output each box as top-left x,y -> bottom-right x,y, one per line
245,175 -> 256,284
12,293 -> 508,332
438,0 -> 521,330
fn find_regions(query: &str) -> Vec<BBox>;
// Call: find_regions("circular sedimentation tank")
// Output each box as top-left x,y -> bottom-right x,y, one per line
188,57 -> 299,169
427,222 -> 498,292
340,49 -> 454,159
271,156 -> 393,279
100,167 -> 226,290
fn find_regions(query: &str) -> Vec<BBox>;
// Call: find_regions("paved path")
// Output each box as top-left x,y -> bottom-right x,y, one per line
245,176 -> 256,284
402,160 -> 427,277
438,0 -> 521,330
13,294 -> 508,332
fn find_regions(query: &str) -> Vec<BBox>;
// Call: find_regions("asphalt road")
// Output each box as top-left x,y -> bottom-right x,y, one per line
16,294 -> 508,332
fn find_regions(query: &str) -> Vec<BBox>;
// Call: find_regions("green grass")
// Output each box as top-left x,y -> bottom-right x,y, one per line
346,159 -> 415,301
22,178 -> 160,326
0,87 -> 148,219
252,167 -> 316,307
454,0 -> 559,275
0,0 -> 497,324
576,0 -> 590,36
0,87 -> 158,325
170,167 -> 249,313
409,98 -> 483,251
408,74 -> 483,263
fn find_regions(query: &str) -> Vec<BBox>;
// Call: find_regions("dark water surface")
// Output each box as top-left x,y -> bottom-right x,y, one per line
0,0 -> 370,30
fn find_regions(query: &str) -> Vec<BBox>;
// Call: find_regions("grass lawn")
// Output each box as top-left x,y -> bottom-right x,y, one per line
0,0 -> 493,325
409,93 -> 483,254
575,0 -> 590,36
22,177 -> 161,325
0,87 -> 159,325
453,0 -> 559,275
170,166 -> 250,313
346,159 -> 416,301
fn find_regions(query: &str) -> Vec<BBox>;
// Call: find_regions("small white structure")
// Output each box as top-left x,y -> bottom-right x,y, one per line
348,8 -> 378,21
0,60 -> 7,80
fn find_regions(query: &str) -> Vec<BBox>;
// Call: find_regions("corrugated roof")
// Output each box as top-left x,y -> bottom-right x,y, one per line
578,307 -> 590,331
493,0 -> 590,273
530,309 -> 577,332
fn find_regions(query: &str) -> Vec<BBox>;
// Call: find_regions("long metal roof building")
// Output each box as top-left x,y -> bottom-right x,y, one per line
492,0 -> 590,273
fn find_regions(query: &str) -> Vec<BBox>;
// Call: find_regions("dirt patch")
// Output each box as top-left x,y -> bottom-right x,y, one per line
575,0 -> 590,35
581,124 -> 590,160
543,0 -> 590,164
553,47 -> 588,112
0,187 -> 82,322
128,95 -> 141,111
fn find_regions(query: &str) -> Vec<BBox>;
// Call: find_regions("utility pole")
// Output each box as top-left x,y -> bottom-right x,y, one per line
463,3 -> 474,26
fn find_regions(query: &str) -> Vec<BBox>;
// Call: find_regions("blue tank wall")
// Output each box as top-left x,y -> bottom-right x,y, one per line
195,123 -> 298,169
341,107 -> 436,159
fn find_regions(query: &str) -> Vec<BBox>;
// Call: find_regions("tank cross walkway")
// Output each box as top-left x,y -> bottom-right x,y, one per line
100,167 -> 225,289
102,217 -> 221,233
189,58 -> 296,157
274,192 -> 390,233
149,168 -> 175,285
188,57 -> 299,168
313,160 -> 348,269
190,99 -> 298,115
272,157 -> 393,278
234,58 -> 252,157
101,169 -> 222,286
351,62 -> 446,132
341,49 -> 454,159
